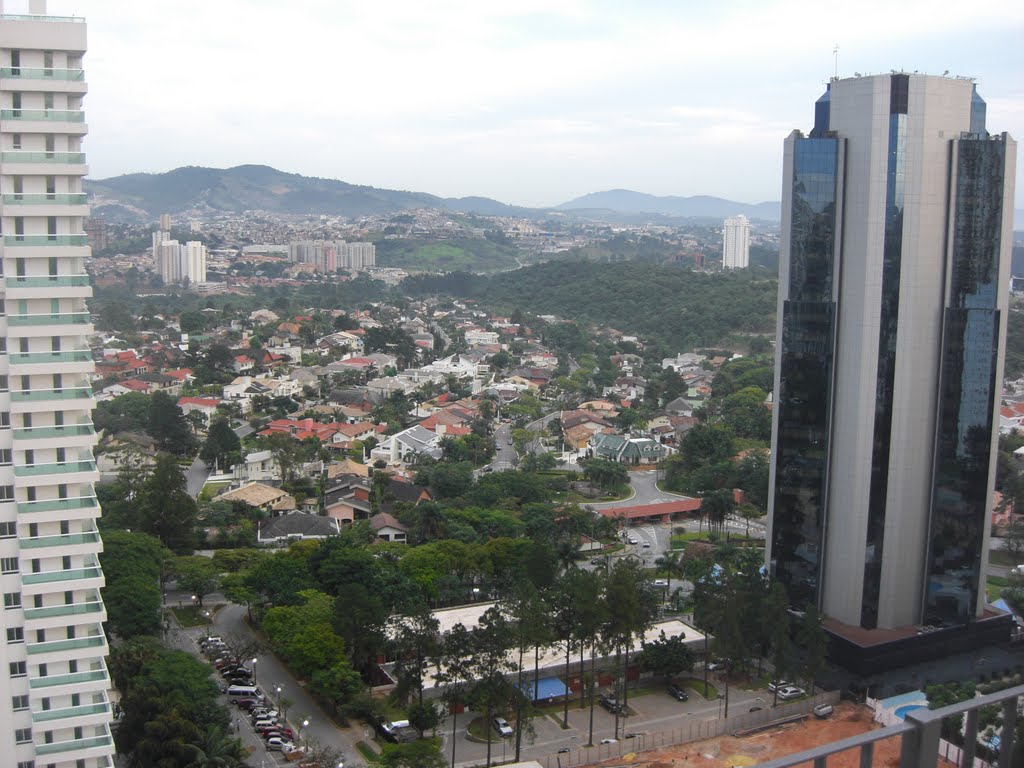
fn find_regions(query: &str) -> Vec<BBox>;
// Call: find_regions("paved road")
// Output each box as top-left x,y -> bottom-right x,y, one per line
481,423 -> 517,473
186,457 -> 211,498
234,423 -> 255,439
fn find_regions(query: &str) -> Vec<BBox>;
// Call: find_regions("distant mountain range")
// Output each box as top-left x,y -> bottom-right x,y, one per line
84,165 -> 782,224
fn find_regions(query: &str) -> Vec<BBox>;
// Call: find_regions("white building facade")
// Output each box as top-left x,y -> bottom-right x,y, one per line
722,214 -> 750,269
0,4 -> 116,766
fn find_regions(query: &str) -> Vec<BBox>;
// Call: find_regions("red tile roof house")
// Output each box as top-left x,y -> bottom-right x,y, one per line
95,352 -> 149,380
178,397 -> 222,426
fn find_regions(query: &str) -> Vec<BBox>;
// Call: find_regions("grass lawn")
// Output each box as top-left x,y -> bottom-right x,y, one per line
169,605 -> 217,628
990,549 -> 1017,567
199,481 -> 231,502
682,678 -> 719,699
988,576 -> 1009,601
356,741 -> 380,763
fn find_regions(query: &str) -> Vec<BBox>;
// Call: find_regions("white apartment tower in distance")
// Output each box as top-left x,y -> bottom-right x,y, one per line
722,214 -> 750,269
154,238 -> 207,285
0,4 -> 116,766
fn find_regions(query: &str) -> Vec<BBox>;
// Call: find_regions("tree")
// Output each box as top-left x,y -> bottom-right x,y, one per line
174,556 -> 220,607
200,417 -> 242,473
179,310 -> 207,336
765,583 -> 793,704
700,489 -> 736,536
797,604 -> 828,693
148,390 -> 198,455
639,630 -> 697,681
389,603 -> 441,710
465,607 -> 516,768
654,550 -> 683,599
437,623 -> 475,768
380,741 -> 446,768
263,431 -> 303,483
183,724 -> 244,768
138,453 -> 198,554
104,575 -> 162,639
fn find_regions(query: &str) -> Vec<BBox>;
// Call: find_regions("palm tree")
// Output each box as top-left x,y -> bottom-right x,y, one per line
184,725 -> 244,767
654,550 -> 683,599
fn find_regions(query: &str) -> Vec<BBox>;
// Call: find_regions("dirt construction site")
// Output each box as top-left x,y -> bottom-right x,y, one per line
594,703 -> 945,768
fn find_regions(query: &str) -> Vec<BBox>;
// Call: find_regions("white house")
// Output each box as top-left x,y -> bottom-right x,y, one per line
370,425 -> 444,465
232,450 -> 281,484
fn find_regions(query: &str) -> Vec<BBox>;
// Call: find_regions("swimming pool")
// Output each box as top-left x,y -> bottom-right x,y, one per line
894,704 -> 927,720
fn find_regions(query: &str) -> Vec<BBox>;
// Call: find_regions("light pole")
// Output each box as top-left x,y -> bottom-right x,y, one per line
251,657 -> 258,693
301,718 -> 309,750
275,684 -> 282,711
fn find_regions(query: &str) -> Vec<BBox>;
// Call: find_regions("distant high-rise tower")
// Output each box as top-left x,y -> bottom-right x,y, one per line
0,4 -> 116,765
768,73 -> 1016,637
159,212 -> 171,231
722,214 -> 750,269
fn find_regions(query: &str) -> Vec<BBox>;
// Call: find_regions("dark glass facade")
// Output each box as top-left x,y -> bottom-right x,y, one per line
924,136 -> 1007,625
771,137 -> 839,607
862,76 -> 909,628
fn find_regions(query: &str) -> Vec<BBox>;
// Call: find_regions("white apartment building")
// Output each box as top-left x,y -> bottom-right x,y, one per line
0,5 -> 115,766
722,213 -> 750,269
153,237 -> 207,285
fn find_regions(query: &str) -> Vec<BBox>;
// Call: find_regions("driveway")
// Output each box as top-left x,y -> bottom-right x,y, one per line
186,457 -> 211,498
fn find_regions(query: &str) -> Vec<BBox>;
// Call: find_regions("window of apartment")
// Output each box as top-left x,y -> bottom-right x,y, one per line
64,591 -> 73,605
47,216 -> 57,239
44,134 -> 54,155
14,727 -> 31,744
0,378 -> 8,394
56,448 -> 66,464
12,133 -> 21,149
35,630 -> 44,643
0,521 -> 15,536
0,339 -> 6,355
67,660 -> 76,674
43,51 -> 53,71
16,762 -> 34,768
0,488 -> 14,503
45,176 -> 55,196
10,50 -> 20,74
14,216 -> 24,236
51,336 -> 61,352
0,451 -> 10,468
43,92 -> 53,111
9,661 -> 26,677
73,726 -> 82,740
0,299 -> 6,316
59,520 -> 69,535
0,414 -> 8,429
47,256 -> 57,276
24,450 -> 33,467
6,627 -> 24,643
12,695 -> 28,711
4,592 -> 22,609
18,338 -> 28,354
11,92 -> 21,116
1,556 -> 18,573
61,556 -> 71,571
38,663 -> 47,677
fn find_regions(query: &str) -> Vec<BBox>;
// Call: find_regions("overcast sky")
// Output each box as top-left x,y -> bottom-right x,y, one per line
36,0 -> 1024,207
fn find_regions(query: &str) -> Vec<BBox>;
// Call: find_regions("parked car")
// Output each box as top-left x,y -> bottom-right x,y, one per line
257,724 -> 283,736
706,660 -> 728,671
254,719 -> 279,730
599,694 -> 624,714
627,537 -> 638,545
813,703 -> 834,719
642,541 -> 651,548
767,680 -> 791,693
777,686 -> 806,701
557,748 -> 573,754
600,738 -> 618,744
667,684 -> 689,701
266,736 -> 296,752
591,558 -> 604,566
234,698 -> 259,710
493,717 -> 513,737
264,727 -> 295,740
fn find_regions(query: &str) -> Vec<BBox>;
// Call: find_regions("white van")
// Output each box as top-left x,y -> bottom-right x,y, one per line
226,684 -> 259,698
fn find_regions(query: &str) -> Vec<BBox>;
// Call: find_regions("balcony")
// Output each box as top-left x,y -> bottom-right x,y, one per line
23,600 -> 103,620
32,701 -> 109,723
18,495 -> 98,515
0,67 -> 85,81
14,423 -> 95,440
27,634 -> 105,655
0,14 -> 85,23
29,668 -> 107,690
0,150 -> 85,164
20,530 -> 100,549
6,273 -> 90,287
9,350 -> 93,366
11,387 -> 93,402
14,459 -> 97,477
7,311 -> 91,326
22,565 -> 102,585
7,310 -> 91,326
0,109 -> 85,122
35,733 -> 113,756
2,234 -> 89,247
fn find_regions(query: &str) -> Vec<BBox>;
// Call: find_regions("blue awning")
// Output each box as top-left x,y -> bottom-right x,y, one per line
518,677 -> 569,702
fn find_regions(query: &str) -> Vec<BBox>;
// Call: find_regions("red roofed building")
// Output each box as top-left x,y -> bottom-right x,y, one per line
95,351 -> 148,380
178,396 -> 221,426
599,498 -> 702,525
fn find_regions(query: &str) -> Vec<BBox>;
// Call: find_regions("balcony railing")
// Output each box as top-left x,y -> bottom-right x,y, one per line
2,234 -> 88,246
29,668 -> 107,689
6,273 -> 90,286
18,495 -> 98,515
32,702 -> 109,723
0,151 -> 85,164
8,311 -> 91,326
20,530 -> 100,549
0,14 -> 85,23
11,387 -> 93,402
23,600 -> 103,620
14,423 -> 95,439
7,311 -> 91,326
27,634 -> 105,655
22,565 -> 102,585
14,459 -> 96,477
0,109 -> 85,122
0,67 -> 85,81
9,350 -> 93,366
35,733 -> 113,756
755,683 -> 1024,768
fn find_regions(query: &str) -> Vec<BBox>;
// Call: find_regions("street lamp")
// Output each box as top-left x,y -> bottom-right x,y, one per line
251,658 -> 258,692
275,684 -> 282,710
301,718 -> 310,750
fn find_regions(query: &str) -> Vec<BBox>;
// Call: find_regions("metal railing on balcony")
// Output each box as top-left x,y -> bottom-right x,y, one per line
2,234 -> 89,246
18,495 -> 98,515
20,530 -> 100,549
0,67 -> 85,81
753,683 -> 1024,768
14,459 -> 96,477
9,350 -> 93,366
23,600 -> 103,620
22,565 -> 102,585
0,150 -> 85,164
0,14 -> 85,23
0,109 -> 85,122
6,273 -> 90,286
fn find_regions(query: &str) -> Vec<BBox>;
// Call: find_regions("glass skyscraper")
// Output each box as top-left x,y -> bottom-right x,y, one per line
767,73 -> 1017,632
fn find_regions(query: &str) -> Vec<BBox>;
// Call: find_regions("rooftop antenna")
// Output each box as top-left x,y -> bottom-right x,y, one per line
833,44 -> 839,79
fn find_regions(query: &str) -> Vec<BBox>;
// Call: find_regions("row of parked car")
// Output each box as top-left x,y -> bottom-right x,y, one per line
198,636 -> 302,756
